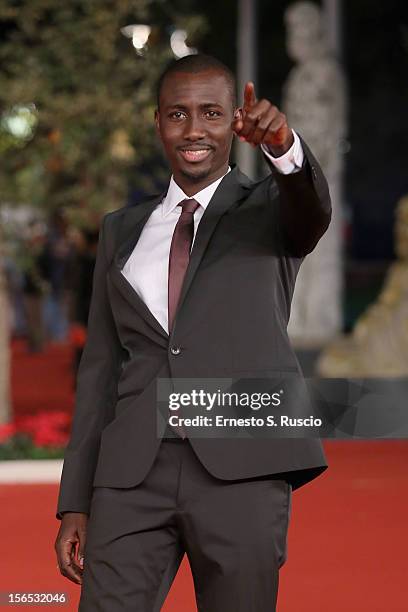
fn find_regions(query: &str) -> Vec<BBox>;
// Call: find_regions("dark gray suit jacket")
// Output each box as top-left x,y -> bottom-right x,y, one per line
57,139 -> 331,519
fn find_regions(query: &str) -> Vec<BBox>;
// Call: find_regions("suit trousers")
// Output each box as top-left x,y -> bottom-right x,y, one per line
79,438 -> 292,612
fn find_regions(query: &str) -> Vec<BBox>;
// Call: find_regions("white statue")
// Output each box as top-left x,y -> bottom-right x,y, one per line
317,195 -> 408,378
283,1 -> 347,346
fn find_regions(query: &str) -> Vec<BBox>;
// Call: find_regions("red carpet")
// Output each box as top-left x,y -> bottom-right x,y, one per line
2,341 -> 408,610
11,340 -> 75,417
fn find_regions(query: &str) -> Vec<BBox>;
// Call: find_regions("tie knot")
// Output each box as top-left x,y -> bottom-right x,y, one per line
178,198 -> 200,214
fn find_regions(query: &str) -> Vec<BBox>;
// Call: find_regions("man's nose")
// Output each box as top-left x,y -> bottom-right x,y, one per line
183,116 -> 206,140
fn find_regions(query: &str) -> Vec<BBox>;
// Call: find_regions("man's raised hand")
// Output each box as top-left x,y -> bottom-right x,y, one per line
232,82 -> 294,156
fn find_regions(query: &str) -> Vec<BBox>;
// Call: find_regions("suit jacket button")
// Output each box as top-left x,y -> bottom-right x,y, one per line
170,346 -> 181,356
311,165 -> 318,180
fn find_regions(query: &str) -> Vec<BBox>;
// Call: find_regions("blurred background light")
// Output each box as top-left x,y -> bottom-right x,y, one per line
120,24 -> 151,55
1,104 -> 37,141
170,29 -> 197,58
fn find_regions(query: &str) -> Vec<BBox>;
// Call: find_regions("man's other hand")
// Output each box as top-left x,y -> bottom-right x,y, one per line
55,512 -> 88,585
232,82 -> 294,156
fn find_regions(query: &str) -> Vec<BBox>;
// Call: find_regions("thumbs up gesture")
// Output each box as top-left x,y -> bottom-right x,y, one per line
232,82 -> 294,156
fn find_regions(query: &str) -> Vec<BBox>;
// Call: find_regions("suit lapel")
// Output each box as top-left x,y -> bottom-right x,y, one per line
114,192 -> 166,269
109,191 -> 170,340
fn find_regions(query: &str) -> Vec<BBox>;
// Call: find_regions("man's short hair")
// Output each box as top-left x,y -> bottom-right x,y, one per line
156,54 -> 237,109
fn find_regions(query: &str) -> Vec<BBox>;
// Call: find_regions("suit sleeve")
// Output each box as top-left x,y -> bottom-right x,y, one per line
266,135 -> 332,257
56,213 -> 124,520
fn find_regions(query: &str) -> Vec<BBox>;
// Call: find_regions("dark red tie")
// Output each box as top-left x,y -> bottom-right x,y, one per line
168,198 -> 200,333
167,198 -> 200,439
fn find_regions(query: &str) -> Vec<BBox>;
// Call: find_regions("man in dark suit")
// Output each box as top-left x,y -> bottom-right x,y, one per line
55,54 -> 331,611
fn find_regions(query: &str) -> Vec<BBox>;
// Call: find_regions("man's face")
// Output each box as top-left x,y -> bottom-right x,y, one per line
155,69 -> 237,192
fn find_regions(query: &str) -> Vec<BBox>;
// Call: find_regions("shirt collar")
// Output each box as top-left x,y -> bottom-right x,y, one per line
162,166 -> 231,217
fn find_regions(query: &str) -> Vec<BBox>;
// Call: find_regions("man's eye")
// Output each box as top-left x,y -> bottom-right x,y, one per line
205,111 -> 221,118
170,111 -> 186,119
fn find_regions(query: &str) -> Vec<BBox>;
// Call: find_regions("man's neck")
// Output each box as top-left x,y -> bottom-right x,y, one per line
173,165 -> 230,197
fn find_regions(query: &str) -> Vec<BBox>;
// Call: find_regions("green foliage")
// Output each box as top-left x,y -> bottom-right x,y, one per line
0,433 -> 65,460
0,0 -> 205,215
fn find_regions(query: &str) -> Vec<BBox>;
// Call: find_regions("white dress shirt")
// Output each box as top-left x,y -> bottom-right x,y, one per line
122,129 -> 304,334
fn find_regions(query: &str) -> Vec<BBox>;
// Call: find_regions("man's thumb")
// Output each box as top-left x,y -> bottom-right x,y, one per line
232,108 -> 244,134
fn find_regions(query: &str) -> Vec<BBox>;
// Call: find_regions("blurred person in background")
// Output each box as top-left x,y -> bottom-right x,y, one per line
42,210 -> 75,343
20,220 -> 49,353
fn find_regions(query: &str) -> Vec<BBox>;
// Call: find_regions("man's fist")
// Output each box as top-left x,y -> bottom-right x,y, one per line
55,512 -> 88,585
232,82 -> 294,156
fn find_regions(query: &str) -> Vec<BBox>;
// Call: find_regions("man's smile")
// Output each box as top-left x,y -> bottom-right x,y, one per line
178,146 -> 214,163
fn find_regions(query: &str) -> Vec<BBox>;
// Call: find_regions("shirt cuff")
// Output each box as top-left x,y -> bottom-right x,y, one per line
261,129 -> 304,174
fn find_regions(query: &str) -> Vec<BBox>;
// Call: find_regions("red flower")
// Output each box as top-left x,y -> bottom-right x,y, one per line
14,411 -> 71,448
33,426 -> 69,447
0,422 -> 17,443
